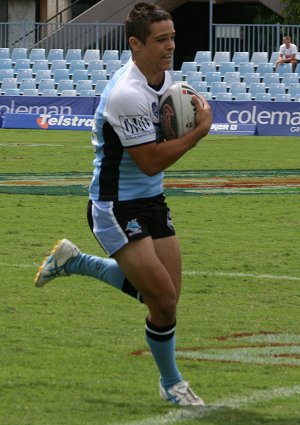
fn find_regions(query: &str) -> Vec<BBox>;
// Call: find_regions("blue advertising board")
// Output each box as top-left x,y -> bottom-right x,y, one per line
3,113 -> 94,131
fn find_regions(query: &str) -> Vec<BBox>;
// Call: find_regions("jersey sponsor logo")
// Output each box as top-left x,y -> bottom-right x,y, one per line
151,101 -> 159,119
120,115 -> 154,139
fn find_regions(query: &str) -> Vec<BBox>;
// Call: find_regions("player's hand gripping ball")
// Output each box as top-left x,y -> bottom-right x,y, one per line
159,82 -> 204,140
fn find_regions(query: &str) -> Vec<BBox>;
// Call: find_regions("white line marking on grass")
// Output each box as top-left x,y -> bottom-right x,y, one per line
114,385 -> 300,425
1,263 -> 299,282
183,270 -> 300,282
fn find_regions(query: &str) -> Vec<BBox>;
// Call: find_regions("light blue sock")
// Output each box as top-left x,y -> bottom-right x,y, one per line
145,319 -> 182,389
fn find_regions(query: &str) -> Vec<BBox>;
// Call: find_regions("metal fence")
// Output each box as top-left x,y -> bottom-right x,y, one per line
212,23 -> 300,57
0,21 -> 127,53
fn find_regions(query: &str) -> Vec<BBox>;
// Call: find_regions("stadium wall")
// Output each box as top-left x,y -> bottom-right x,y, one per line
0,96 -> 300,136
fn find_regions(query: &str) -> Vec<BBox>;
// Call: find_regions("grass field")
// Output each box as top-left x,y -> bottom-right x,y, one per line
0,129 -> 300,425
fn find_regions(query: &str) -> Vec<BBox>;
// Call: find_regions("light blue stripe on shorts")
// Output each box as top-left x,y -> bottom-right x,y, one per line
91,200 -> 128,256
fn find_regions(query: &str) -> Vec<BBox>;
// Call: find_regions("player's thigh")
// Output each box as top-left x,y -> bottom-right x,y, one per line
153,235 -> 182,300
113,236 -> 177,303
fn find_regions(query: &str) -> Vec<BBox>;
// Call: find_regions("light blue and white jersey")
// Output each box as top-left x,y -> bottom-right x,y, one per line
89,58 -> 172,201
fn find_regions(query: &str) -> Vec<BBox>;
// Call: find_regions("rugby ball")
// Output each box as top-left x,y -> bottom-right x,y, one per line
159,82 -> 202,140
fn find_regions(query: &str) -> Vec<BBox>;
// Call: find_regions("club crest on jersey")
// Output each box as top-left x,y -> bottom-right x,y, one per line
125,219 -> 142,237
152,102 -> 159,118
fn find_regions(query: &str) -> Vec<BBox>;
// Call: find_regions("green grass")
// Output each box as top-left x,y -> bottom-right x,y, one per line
0,129 -> 300,424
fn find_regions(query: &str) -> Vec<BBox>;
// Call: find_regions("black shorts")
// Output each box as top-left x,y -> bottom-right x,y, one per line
87,194 -> 176,255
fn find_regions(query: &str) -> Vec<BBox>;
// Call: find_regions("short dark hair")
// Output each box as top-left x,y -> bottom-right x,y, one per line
125,2 -> 172,45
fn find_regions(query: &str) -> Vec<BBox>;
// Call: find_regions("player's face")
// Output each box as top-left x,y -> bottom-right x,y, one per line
132,20 -> 175,73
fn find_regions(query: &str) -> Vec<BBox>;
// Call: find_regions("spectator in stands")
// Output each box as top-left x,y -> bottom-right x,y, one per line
276,35 -> 298,72
34,1 -> 212,407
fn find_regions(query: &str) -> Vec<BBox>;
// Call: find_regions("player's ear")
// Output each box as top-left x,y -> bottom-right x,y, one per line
129,36 -> 141,52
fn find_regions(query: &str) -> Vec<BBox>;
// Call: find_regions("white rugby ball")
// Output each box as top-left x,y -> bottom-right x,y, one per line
159,82 -> 202,140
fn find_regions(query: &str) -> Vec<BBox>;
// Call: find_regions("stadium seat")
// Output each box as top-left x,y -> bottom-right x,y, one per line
169,70 -> 183,82
268,82 -> 286,99
200,61 -> 216,75
23,88 -> 39,96
53,68 -> 69,83
38,79 -> 55,94
288,83 -> 300,100
189,81 -> 207,93
105,60 -> 122,76
3,87 -> 20,95
276,62 -> 293,76
219,62 -> 235,77
215,92 -> 232,101
19,78 -> 37,94
47,48 -> 64,64
76,79 -> 93,94
205,71 -> 221,88
232,51 -> 249,67
72,69 -> 88,84
269,51 -> 279,66
295,63 -> 300,74
31,60 -> 49,75
16,68 -> 33,84
65,48 -> 82,64
90,69 -> 107,85
249,82 -> 266,99
0,68 -> 14,83
35,69 -> 51,84
229,82 -> 247,95
57,79 -> 74,94
120,49 -> 131,65
0,48 -> 10,59
41,88 -> 58,96
199,91 -> 212,100
274,93 -> 291,102
213,51 -> 231,67
251,52 -> 269,67
233,92 -> 251,101
78,89 -> 95,97
11,47 -> 28,63
238,61 -> 255,77
60,89 -> 77,96
223,71 -> 240,88
254,92 -> 271,101
68,60 -> 85,76
180,61 -> 197,77
263,72 -> 280,89
83,49 -> 100,65
0,59 -> 12,69
50,59 -> 67,75
210,81 -> 227,97
102,49 -> 119,65
256,63 -> 273,78
294,94 -> 300,102
29,48 -> 46,64
243,72 -> 260,88
186,71 -> 202,83
94,79 -> 109,95
194,51 -> 212,66
13,59 -> 30,75
1,77 -> 18,93
281,73 -> 299,89
87,60 -> 104,75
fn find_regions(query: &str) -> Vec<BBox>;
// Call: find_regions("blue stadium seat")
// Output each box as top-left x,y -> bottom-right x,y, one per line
200,61 -> 216,75
65,49 -> 82,64
23,88 -> 39,96
102,49 -> 119,65
219,62 -> 235,77
0,68 -> 14,83
255,92 -> 271,101
215,92 -> 232,101
186,71 -> 203,83
76,79 -> 93,94
194,51 -> 212,66
288,83 -> 300,100
276,62 -> 293,76
29,48 -> 46,64
263,72 -> 280,89
11,47 -> 28,63
0,59 -> 12,69
189,81 -> 207,93
249,82 -> 266,99
256,63 -> 273,78
180,61 -> 197,77
233,92 -> 251,101
16,68 -> 33,83
4,87 -> 20,96
90,69 -> 107,85
19,78 -> 37,94
223,71 -> 240,88
83,49 -> 100,65
268,82 -> 286,99
72,69 -> 88,84
94,79 -> 109,95
213,51 -> 231,67
269,51 -> 278,66
232,52 -> 249,67
13,59 -> 30,75
120,49 -> 131,65
87,60 -> 104,75
199,91 -> 212,100
31,60 -> 49,75
50,60 -> 67,76
169,70 -> 183,82
41,88 -> 58,96
105,60 -> 122,77
1,77 -> 17,93
0,48 -> 10,59
47,49 -> 64,64
243,72 -> 260,88
68,60 -> 85,76
57,79 -> 74,94
205,71 -> 221,88
229,81 -> 247,95
251,52 -> 269,67
274,93 -> 291,102
53,68 -> 69,83
38,79 -> 55,94
238,62 -> 255,77
60,89 -> 77,96
35,69 -> 51,84
210,81 -> 227,97
281,73 -> 299,89
78,89 -> 95,97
